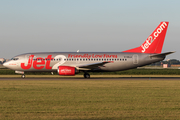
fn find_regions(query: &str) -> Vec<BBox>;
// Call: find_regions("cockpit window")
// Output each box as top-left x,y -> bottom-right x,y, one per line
11,58 -> 19,61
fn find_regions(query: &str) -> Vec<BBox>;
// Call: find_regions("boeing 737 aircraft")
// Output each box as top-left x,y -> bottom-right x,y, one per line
3,22 -> 174,78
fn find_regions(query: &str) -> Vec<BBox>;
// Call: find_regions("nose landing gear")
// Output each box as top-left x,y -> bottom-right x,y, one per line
21,74 -> 25,79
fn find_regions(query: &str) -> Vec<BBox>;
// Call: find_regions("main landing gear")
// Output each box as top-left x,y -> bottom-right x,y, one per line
84,73 -> 90,78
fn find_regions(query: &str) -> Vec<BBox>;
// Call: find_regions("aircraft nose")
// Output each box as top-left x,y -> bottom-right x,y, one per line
3,61 -> 18,70
3,62 -> 8,68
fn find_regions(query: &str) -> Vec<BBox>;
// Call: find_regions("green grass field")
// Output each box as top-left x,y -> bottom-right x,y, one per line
0,79 -> 180,119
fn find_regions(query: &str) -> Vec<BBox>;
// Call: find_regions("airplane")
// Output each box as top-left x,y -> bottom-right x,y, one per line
3,21 -> 174,78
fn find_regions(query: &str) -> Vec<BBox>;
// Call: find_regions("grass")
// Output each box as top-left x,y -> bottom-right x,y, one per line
0,79 -> 180,119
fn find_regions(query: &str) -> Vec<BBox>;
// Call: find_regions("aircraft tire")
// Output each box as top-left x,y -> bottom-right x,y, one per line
84,73 -> 90,78
21,74 -> 25,79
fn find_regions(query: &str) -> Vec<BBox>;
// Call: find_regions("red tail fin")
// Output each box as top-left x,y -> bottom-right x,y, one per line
123,22 -> 169,53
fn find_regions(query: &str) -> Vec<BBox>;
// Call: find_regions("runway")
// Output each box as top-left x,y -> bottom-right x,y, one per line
1,77 -> 180,80
1,74 -> 180,79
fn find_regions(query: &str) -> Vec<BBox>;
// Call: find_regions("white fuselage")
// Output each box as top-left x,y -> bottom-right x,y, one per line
3,52 -> 164,73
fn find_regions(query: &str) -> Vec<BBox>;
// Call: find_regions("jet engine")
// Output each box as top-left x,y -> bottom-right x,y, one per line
57,66 -> 79,76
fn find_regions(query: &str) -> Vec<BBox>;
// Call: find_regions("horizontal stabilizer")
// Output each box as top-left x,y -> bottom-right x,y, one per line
149,51 -> 175,58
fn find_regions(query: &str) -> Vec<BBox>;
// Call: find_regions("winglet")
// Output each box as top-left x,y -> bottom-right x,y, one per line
123,22 -> 169,54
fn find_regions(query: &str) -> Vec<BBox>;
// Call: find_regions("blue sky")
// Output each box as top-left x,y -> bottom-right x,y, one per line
0,0 -> 180,60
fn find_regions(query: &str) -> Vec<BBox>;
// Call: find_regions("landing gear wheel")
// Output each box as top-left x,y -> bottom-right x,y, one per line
84,73 -> 90,78
21,74 -> 25,79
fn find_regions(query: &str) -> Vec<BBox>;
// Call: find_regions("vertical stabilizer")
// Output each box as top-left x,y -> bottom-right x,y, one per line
123,22 -> 169,53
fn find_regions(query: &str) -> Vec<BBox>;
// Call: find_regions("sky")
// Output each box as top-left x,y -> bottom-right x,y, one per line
0,0 -> 180,60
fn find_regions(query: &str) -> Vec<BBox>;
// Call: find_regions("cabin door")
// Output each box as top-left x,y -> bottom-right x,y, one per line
133,54 -> 138,64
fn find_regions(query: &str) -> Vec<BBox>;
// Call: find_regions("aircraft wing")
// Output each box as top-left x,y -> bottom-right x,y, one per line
76,61 -> 110,70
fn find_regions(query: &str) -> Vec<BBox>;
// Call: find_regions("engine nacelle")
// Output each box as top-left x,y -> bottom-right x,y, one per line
57,66 -> 78,76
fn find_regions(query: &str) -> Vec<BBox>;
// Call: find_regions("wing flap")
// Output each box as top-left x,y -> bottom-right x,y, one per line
77,61 -> 110,70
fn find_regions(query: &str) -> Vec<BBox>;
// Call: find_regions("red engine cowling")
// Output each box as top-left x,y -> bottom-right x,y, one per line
57,66 -> 76,76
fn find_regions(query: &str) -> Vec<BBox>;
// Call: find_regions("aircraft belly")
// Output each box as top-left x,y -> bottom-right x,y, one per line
101,61 -> 134,71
